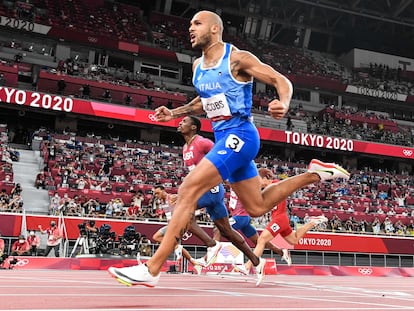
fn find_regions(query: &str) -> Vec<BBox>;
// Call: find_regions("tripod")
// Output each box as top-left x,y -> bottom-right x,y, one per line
70,235 -> 90,257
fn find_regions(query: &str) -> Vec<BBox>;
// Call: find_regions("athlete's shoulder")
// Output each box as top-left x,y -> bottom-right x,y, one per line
196,135 -> 214,147
230,48 -> 260,65
193,57 -> 202,70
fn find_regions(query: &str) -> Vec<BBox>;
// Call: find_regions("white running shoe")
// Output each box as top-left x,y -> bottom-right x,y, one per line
174,244 -> 183,261
309,215 -> 328,225
192,257 -> 207,267
255,258 -> 266,287
192,264 -> 203,275
308,159 -> 350,181
282,249 -> 292,266
205,241 -> 222,266
108,264 -> 160,287
232,264 -> 249,275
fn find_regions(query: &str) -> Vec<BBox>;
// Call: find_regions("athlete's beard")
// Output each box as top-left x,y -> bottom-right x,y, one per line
194,33 -> 212,50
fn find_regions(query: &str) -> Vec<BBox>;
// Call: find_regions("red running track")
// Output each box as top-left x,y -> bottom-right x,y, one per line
1,269 -> 413,311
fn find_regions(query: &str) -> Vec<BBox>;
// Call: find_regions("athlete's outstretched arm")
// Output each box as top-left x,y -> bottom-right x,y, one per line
234,50 -> 293,120
155,96 -> 203,122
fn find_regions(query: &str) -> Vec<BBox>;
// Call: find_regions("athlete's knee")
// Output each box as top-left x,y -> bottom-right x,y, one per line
152,232 -> 162,242
245,206 -> 263,218
215,224 -> 233,240
177,182 -> 202,204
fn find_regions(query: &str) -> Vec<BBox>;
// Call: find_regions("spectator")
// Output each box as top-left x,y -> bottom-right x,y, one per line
113,197 -> 124,217
286,116 -> 293,131
27,231 -> 41,256
145,95 -> 153,108
80,84 -> 90,99
11,235 -> 30,256
14,53 -> 23,63
57,79 -> 66,95
75,176 -> 88,190
38,220 -> 63,257
127,191 -> 144,219
344,217 -> 356,232
139,235 -> 152,256
102,89 -> 112,102
124,94 -> 132,106
60,169 -> 71,188
372,217 -> 381,234
82,198 -> 99,216
289,213 -> 300,228
49,192 -> 61,215
330,214 -> 343,232
0,73 -> 6,86
98,160 -> 112,178
7,194 -> 24,212
383,217 -> 395,234
395,192 -> 408,207
85,220 -> 98,237
105,199 -> 114,218
35,171 -> 47,189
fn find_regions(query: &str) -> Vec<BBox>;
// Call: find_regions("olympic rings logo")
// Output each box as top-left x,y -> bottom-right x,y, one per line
182,231 -> 192,241
87,37 -> 98,43
12,258 -> 30,267
148,114 -> 157,122
358,268 -> 373,275
402,149 -> 413,157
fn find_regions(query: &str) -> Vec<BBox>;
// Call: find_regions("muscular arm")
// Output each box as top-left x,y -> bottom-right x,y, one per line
172,96 -> 204,118
232,50 -> 293,119
155,58 -> 204,121
155,95 -> 203,122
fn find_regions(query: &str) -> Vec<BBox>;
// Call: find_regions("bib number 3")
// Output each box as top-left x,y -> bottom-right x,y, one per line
225,134 -> 245,152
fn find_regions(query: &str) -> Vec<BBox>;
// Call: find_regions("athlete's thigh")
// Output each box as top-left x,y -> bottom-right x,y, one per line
153,226 -> 167,242
197,183 -> 225,208
179,158 -> 223,198
230,176 -> 263,215
257,229 -> 274,245
231,215 -> 256,238
265,214 -> 292,238
199,184 -> 228,221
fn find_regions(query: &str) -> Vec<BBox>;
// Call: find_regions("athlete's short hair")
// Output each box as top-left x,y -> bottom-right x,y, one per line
189,116 -> 201,133
154,184 -> 165,191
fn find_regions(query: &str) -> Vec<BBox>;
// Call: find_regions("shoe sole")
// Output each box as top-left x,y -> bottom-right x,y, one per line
108,268 -> 156,288
231,264 -> 248,275
310,159 -> 350,179
309,216 -> 328,225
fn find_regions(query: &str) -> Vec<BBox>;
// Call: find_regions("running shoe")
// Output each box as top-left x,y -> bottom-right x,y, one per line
309,215 -> 328,225
308,159 -> 350,181
192,257 -> 207,267
281,249 -> 292,266
192,264 -> 203,275
174,244 -> 183,261
232,264 -> 249,275
255,258 -> 266,287
108,264 -> 160,287
205,241 -> 222,266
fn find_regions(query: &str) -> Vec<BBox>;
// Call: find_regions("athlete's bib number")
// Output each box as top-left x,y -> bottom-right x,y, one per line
225,134 -> 245,152
210,185 -> 219,193
229,190 -> 238,209
201,93 -> 232,119
270,223 -> 280,233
